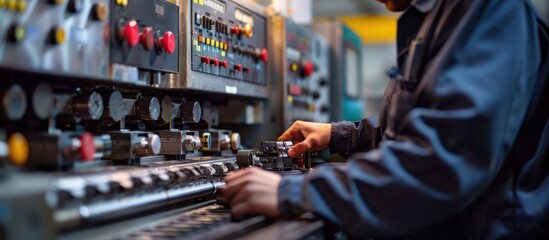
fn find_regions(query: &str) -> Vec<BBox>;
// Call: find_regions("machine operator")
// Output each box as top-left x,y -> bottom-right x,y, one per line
222,0 -> 549,238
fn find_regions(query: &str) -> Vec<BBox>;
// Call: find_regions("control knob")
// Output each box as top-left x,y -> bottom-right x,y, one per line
31,83 -> 54,120
183,135 -> 202,152
135,96 -> 161,122
71,91 -> 104,121
133,133 -> 161,156
0,84 -> 27,121
100,90 -> 126,123
181,101 -> 202,123
230,133 -> 241,151
145,94 -> 172,126
231,23 -> 253,38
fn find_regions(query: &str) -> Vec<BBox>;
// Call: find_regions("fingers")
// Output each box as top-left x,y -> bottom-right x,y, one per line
288,140 -> 311,157
223,170 -> 255,200
224,167 -> 252,182
278,124 -> 301,141
231,203 -> 251,218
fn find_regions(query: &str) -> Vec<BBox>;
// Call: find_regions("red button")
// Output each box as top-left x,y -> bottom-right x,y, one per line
211,58 -> 219,66
158,31 -> 176,54
234,64 -> 243,72
302,61 -> 314,77
201,56 -> 210,64
140,27 -> 155,51
221,61 -> 228,69
260,48 -> 268,62
79,133 -> 96,161
121,20 -> 140,47
230,27 -> 240,36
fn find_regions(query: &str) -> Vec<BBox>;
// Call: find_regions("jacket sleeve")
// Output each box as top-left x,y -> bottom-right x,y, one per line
328,117 -> 382,158
278,0 -> 541,238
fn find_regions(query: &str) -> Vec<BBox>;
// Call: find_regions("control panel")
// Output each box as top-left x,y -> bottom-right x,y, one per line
110,0 -> 179,84
190,0 -> 267,85
0,0 -> 110,79
261,16 -> 331,141
310,21 -> 364,122
162,0 -> 269,98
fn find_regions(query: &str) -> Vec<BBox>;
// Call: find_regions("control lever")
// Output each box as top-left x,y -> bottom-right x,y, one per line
236,141 -> 314,171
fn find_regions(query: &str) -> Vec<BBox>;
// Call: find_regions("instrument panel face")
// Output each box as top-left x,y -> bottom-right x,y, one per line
190,0 -> 268,85
283,18 -> 330,127
110,0 -> 179,74
0,0 -> 110,79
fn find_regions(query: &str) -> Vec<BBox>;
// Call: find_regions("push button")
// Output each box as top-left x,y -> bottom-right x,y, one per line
157,31 -> 176,54
92,2 -> 107,21
79,133 -> 96,161
50,27 -> 66,45
115,0 -> 127,7
201,56 -> 210,65
7,24 -> 26,43
119,19 -> 140,47
140,27 -> 155,51
259,48 -> 268,63
7,133 -> 28,166
68,0 -> 83,13
15,0 -> 26,12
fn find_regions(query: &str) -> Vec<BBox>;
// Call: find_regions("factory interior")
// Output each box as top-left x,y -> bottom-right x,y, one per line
0,0 -> 548,239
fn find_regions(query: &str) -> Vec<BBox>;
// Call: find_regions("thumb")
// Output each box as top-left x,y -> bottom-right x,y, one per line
288,140 -> 311,157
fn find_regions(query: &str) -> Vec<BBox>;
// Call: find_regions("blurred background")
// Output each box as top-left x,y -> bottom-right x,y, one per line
262,0 -> 549,118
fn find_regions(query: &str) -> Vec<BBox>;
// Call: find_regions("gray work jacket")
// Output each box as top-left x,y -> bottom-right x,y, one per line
278,0 -> 549,239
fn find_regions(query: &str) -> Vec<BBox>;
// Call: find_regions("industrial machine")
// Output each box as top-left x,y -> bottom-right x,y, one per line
310,21 -> 365,122
261,15 -> 331,141
0,0 -> 326,239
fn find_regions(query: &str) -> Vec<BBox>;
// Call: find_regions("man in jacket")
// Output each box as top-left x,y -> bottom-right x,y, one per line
222,0 -> 549,238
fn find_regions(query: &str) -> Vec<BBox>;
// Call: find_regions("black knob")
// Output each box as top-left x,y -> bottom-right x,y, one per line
145,94 -> 172,126
319,78 -> 328,87
312,91 -> 321,100
181,101 -> 202,123
321,106 -> 330,113
136,96 -> 161,122
72,91 -> 104,121
68,0 -> 83,13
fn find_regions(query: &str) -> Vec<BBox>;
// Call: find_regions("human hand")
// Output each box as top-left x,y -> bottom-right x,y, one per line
221,167 -> 282,218
278,120 -> 331,157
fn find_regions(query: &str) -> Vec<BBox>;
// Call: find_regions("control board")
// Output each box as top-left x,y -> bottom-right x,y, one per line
0,0 -> 110,79
310,21 -> 364,122
190,0 -> 267,85
162,0 -> 269,98
0,0 -> 179,85
261,15 -> 331,141
110,0 -> 179,84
